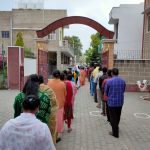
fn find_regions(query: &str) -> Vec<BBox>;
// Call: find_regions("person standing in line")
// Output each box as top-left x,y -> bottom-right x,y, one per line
0,95 -> 56,150
79,66 -> 86,86
48,70 -> 66,142
73,70 -> 77,83
88,64 -> 94,96
88,64 -> 94,81
14,74 -> 51,126
93,64 -> 100,102
99,67 -> 108,116
90,71 -> 94,96
38,75 -> 58,144
102,69 -> 112,123
94,65 -> 103,108
105,68 -> 126,138
75,70 -> 79,85
64,74 -> 74,132
67,73 -> 77,112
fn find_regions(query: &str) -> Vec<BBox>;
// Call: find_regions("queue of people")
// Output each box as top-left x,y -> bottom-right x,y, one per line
88,64 -> 126,138
0,66 -> 86,150
0,63 -> 126,150
0,75 -> 56,150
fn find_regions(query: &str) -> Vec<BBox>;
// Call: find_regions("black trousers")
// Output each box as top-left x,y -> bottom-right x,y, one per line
108,106 -> 122,138
106,102 -> 110,122
94,83 -> 97,102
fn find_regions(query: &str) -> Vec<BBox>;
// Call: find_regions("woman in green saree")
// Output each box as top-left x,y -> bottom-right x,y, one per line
14,74 -> 51,126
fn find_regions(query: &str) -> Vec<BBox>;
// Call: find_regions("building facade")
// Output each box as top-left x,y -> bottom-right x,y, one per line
109,3 -> 144,59
142,0 -> 150,59
0,8 -> 74,74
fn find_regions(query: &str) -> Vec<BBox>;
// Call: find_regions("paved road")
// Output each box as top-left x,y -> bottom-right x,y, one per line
0,83 -> 150,150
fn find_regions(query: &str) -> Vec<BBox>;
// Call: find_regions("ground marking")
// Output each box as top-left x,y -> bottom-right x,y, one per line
134,113 -> 150,119
89,111 -> 101,117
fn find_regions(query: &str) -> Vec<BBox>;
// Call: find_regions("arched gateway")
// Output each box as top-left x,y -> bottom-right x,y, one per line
36,16 -> 114,84
7,16 -> 114,90
36,16 -> 114,38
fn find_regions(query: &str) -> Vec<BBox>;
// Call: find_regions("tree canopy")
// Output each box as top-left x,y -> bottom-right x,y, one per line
64,36 -> 82,62
15,32 -> 35,58
15,32 -> 24,47
85,32 -> 102,64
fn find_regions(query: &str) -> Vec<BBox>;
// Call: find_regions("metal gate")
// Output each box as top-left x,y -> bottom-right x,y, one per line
38,49 -> 48,84
0,44 -> 7,88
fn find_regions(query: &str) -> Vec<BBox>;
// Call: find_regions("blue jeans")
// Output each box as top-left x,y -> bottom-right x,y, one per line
90,78 -> 95,96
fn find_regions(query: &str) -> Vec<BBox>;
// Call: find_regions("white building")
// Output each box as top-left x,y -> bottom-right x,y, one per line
109,3 -> 144,59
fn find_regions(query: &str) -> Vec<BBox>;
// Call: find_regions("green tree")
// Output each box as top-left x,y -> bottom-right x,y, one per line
24,47 -> 35,58
15,32 -> 24,47
85,32 -> 101,64
64,36 -> 83,62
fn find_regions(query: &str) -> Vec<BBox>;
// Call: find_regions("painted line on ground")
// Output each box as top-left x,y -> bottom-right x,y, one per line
134,113 -> 150,119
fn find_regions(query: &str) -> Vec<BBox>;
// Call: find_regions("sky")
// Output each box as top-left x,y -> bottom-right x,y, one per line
0,0 -> 144,52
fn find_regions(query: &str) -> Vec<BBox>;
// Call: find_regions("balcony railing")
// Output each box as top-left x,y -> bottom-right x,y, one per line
60,40 -> 74,56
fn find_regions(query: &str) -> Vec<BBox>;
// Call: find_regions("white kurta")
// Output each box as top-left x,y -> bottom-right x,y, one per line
0,113 -> 56,150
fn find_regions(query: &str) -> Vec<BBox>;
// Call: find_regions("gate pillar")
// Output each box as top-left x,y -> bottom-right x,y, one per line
102,39 -> 116,69
37,40 -> 49,83
7,46 -> 24,90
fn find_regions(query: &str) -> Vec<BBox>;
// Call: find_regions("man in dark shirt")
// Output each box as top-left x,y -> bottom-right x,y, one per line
105,68 -> 126,138
99,67 -> 107,115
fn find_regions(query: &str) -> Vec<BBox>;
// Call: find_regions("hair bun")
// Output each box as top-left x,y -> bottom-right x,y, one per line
23,95 -> 40,111
25,95 -> 37,103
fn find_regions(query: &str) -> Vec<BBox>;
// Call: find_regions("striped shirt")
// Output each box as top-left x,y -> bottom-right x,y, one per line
105,76 -> 126,107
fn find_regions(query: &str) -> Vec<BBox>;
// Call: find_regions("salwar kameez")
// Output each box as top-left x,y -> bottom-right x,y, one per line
48,79 -> 66,134
64,81 -> 73,130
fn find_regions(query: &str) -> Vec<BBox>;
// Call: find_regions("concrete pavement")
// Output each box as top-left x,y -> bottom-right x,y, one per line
0,83 -> 150,150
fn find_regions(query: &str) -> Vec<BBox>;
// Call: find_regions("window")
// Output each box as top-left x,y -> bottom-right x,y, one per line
148,15 -> 150,32
48,31 -> 56,40
1,31 -> 10,38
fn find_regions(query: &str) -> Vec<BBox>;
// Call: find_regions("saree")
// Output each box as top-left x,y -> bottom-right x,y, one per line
40,84 -> 58,144
14,91 -> 51,126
